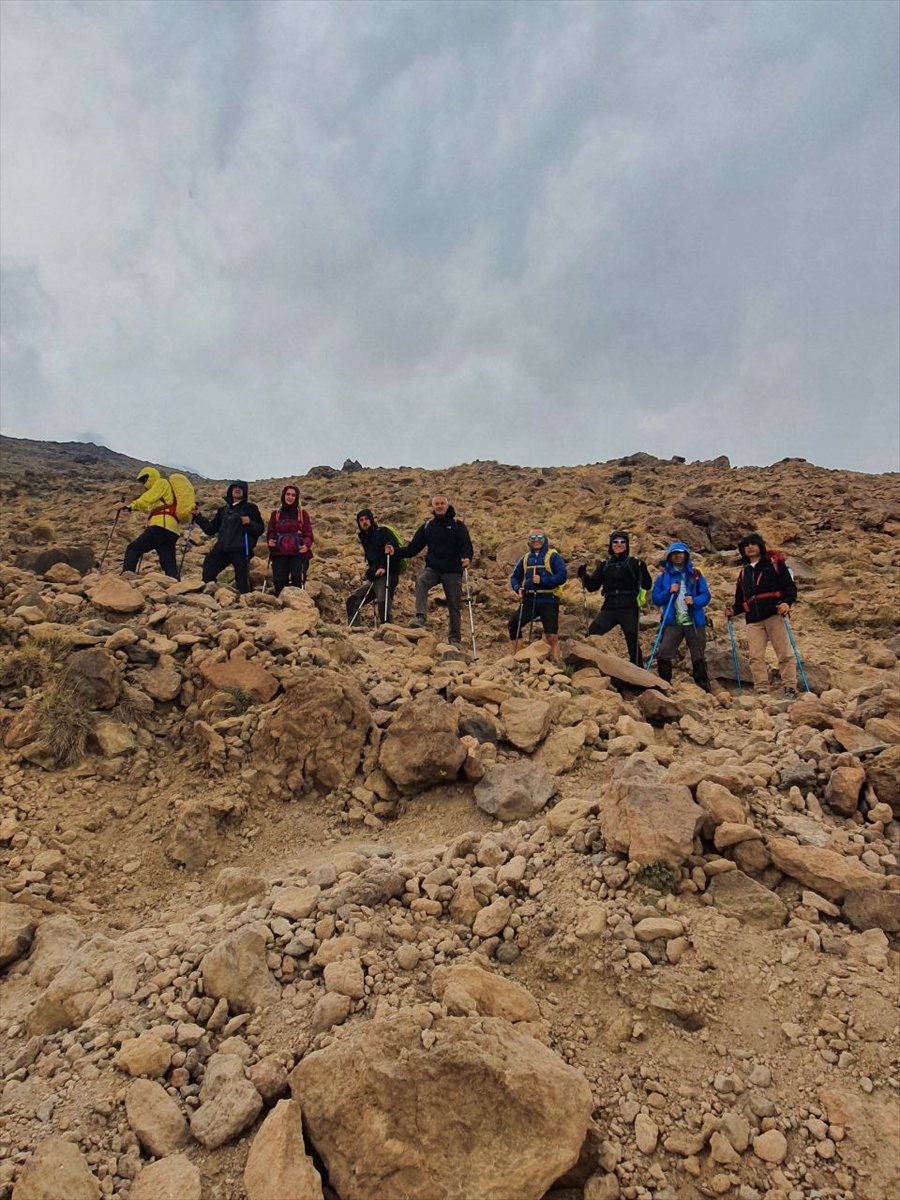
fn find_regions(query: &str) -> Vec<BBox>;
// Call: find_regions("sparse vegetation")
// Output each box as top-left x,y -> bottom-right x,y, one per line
219,686 -> 254,714
30,630 -> 73,662
637,859 -> 677,894
32,520 -> 56,544
0,643 -> 47,688
37,671 -> 95,765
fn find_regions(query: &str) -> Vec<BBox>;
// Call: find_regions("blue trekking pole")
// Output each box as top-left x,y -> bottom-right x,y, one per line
783,616 -> 811,693
727,618 -> 743,696
647,594 -> 674,672
244,531 -> 251,592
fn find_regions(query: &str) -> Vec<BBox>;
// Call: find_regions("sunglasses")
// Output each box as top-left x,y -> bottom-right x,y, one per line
611,538 -> 627,545
528,535 -> 545,541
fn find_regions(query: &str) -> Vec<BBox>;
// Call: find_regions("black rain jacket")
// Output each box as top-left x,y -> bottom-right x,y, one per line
195,481 -> 265,555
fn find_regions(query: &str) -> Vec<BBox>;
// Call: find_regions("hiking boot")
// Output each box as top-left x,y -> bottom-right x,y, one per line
448,635 -> 461,646
409,617 -> 426,629
783,686 -> 797,700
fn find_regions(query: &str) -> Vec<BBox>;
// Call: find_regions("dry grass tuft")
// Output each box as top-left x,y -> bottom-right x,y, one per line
32,520 -> 56,544
0,644 -> 47,688
37,672 -> 95,765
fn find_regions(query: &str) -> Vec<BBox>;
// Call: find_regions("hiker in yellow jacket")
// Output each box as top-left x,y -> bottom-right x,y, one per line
117,467 -> 180,579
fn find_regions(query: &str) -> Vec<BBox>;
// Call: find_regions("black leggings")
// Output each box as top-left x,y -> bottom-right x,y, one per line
588,606 -> 643,666
123,527 -> 179,579
202,548 -> 251,593
508,597 -> 560,638
271,556 -> 307,595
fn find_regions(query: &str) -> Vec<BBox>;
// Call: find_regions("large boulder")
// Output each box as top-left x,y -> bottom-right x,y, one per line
189,1053 -> 263,1149
199,657 -> 279,704
129,1156 -> 201,1200
27,915 -> 85,987
243,1099 -> 324,1200
565,642 -> 670,690
599,774 -> 702,867
474,761 -> 557,821
0,902 -> 37,969
26,936 -> 118,1035
15,546 -> 95,577
499,697 -> 552,753
842,889 -> 900,933
65,648 -> 121,709
125,1080 -> 189,1155
768,839 -> 888,902
431,963 -> 540,1022
87,576 -> 145,614
824,765 -> 866,816
866,745 -> 900,816
200,927 -> 279,1014
379,693 -> 466,793
290,1011 -> 593,1200
708,871 -> 787,929
264,592 -> 320,641
11,1138 -> 99,1200
255,669 -> 370,794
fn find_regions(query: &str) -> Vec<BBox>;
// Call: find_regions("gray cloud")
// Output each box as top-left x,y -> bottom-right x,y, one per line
1,0 -> 897,477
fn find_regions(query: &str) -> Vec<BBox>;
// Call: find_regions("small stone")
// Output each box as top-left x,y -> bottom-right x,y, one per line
752,1128 -> 787,1164
634,1112 -> 659,1154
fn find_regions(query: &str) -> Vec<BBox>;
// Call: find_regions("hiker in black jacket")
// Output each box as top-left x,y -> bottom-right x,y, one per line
725,533 -> 798,695
577,531 -> 652,665
347,509 -> 400,625
192,481 -> 264,594
387,495 -> 473,645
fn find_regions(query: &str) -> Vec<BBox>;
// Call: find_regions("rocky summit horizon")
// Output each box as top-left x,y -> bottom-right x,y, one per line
0,434 -> 898,1200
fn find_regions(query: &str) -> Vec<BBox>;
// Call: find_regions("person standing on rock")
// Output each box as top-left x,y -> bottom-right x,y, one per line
192,481 -> 264,594
117,466 -> 180,580
347,508 -> 400,625
577,530 -> 652,665
386,495 -> 473,646
650,541 -> 711,691
724,533 -> 798,697
266,484 -> 313,595
509,530 -> 567,661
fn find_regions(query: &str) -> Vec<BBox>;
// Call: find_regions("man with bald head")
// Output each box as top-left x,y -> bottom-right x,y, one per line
387,495 -> 473,645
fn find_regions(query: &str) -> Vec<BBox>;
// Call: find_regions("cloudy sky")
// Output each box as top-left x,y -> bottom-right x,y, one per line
1,0 -> 898,479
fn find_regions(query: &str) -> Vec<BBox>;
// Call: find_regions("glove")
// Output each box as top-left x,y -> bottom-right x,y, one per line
577,564 -> 587,581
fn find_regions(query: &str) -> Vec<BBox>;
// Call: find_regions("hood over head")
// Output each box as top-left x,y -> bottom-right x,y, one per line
661,541 -> 693,570
280,483 -> 301,508
136,466 -> 160,490
356,508 -> 377,530
226,480 -> 249,505
608,530 -> 630,556
737,533 -> 768,563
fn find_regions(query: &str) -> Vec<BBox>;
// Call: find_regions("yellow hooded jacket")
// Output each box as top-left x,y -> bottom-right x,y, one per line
128,467 -> 179,534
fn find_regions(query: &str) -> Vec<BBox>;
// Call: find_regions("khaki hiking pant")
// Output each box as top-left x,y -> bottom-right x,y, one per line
744,616 -> 797,689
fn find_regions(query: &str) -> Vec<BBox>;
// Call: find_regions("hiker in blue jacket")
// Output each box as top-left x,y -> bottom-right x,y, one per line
508,529 -> 567,661
650,541 -> 712,691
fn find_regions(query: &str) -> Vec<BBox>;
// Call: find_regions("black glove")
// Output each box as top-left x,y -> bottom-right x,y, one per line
577,564 -> 587,581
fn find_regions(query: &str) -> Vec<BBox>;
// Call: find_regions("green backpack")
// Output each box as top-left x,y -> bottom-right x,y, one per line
381,524 -> 410,574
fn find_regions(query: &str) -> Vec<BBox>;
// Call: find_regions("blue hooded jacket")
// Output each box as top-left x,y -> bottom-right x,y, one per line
511,536 -> 567,605
650,541 -> 710,627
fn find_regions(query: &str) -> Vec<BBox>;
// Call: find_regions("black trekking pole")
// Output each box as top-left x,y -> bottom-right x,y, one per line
513,589 -> 529,651
348,583 -> 375,629
98,495 -> 126,571
383,556 -> 391,623
464,567 -> 477,659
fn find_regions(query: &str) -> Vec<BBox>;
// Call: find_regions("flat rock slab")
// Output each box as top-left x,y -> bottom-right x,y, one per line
474,761 -> 557,821
200,659 -> 279,704
566,642 -> 671,690
12,1138 -> 100,1200
842,888 -> 900,933
708,870 -> 787,929
768,838 -> 888,903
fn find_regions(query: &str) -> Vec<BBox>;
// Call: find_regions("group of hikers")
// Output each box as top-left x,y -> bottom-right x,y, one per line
114,468 -> 800,696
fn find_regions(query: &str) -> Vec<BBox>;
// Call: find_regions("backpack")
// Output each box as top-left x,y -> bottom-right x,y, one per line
381,524 -> 410,574
522,547 -> 566,598
272,507 -> 310,557
168,473 -> 196,524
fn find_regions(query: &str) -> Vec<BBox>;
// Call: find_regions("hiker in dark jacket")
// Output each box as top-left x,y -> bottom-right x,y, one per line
266,484 -> 313,595
387,495 -> 473,645
347,509 -> 400,625
725,533 -> 798,695
650,541 -> 712,691
192,481 -> 264,594
577,530 -> 652,665
509,530 -> 567,661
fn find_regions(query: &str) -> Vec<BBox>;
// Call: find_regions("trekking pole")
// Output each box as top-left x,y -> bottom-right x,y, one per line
464,568 -> 478,659
348,583 -> 375,629
244,531 -> 252,592
646,594 -> 675,672
99,495 -> 126,570
783,616 -> 811,693
383,556 -> 391,624
513,589 -> 528,651
178,521 -> 195,575
727,618 -> 743,696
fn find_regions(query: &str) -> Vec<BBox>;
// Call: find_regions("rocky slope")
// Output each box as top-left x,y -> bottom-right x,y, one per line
0,437 -> 898,1200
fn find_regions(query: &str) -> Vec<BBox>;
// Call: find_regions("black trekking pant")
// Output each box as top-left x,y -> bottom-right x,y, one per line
656,624 -> 710,690
415,569 -> 463,641
588,606 -> 643,666
347,577 -> 397,625
202,548 -> 251,593
271,556 -> 307,596
123,527 -> 179,580
508,597 -> 560,639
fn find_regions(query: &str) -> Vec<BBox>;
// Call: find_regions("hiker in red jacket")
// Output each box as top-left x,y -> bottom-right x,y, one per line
725,533 -> 798,696
266,485 -> 313,595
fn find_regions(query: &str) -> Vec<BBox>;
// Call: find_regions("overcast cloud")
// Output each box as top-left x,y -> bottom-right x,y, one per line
1,0 -> 898,478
